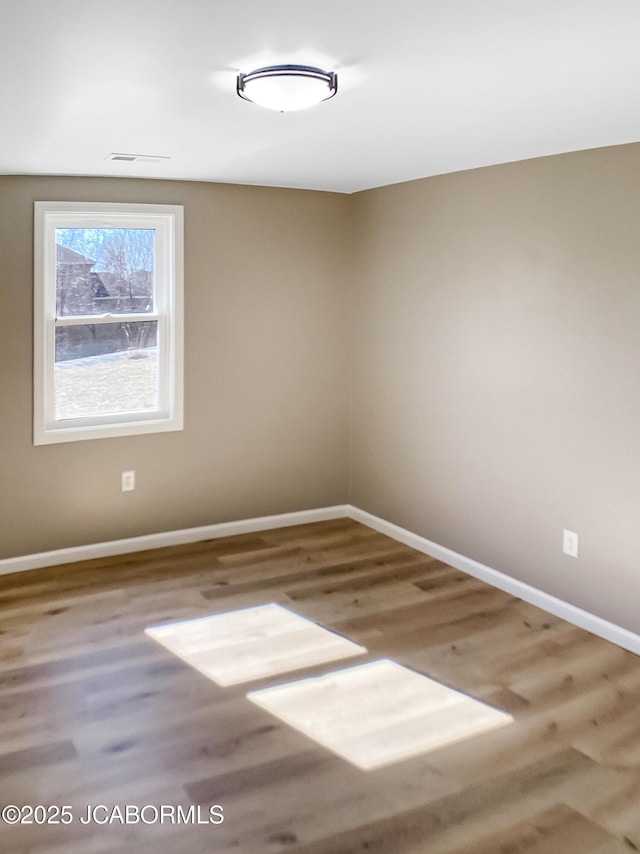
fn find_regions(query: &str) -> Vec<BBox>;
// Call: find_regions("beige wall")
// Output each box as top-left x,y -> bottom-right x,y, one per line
4,145 -> 640,634
350,142 -> 640,634
0,176 -> 350,558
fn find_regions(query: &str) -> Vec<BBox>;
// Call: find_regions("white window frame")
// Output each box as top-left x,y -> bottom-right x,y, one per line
34,202 -> 184,445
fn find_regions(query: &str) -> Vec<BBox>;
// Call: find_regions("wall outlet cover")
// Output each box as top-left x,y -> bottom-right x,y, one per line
122,471 -> 136,492
563,528 -> 579,558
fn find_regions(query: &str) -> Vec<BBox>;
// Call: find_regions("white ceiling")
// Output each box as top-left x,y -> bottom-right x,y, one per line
2,0 -> 640,193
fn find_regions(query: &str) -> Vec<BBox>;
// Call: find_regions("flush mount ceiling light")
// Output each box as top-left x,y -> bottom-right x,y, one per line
236,64 -> 338,112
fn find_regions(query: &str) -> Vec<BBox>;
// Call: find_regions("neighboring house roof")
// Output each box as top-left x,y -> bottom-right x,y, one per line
56,244 -> 96,266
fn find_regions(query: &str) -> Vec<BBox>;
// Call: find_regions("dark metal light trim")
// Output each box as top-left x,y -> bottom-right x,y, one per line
236,64 -> 338,107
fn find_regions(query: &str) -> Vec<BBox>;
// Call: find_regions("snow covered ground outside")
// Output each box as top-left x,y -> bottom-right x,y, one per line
55,348 -> 159,419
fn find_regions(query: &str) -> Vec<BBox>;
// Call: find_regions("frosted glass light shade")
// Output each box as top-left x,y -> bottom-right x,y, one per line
237,65 -> 338,112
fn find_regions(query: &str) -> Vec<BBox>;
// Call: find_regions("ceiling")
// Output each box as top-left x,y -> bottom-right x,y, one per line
2,0 -> 640,194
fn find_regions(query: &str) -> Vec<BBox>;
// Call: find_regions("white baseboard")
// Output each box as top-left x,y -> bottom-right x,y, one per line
0,505 -> 350,577
3,501 -> 639,657
347,505 -> 640,657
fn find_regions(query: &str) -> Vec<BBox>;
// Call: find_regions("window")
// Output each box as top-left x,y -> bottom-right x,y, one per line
34,202 -> 183,444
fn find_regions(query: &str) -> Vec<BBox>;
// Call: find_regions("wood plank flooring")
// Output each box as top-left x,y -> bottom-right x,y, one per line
1,518 -> 639,853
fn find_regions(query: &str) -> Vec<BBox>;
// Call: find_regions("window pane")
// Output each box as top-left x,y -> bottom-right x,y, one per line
54,322 -> 159,419
55,228 -> 155,316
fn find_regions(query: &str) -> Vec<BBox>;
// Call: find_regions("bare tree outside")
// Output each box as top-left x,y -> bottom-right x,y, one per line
55,227 -> 156,358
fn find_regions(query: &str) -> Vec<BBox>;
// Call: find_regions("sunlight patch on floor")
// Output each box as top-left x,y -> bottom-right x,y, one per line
248,659 -> 513,769
145,603 -> 366,686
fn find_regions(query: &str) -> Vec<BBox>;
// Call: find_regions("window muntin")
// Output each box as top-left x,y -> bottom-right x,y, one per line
34,203 -> 183,444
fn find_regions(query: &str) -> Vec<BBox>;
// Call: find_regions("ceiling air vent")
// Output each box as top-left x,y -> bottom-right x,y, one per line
106,153 -> 171,164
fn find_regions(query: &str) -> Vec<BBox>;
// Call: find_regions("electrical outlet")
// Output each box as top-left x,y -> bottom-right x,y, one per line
122,470 -> 136,492
562,529 -> 578,558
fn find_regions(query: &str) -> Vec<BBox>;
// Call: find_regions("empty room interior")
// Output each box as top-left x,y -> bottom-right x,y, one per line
3,1 -> 640,852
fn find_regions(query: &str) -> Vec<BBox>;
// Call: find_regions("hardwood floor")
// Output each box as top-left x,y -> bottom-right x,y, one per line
1,518 -> 639,853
